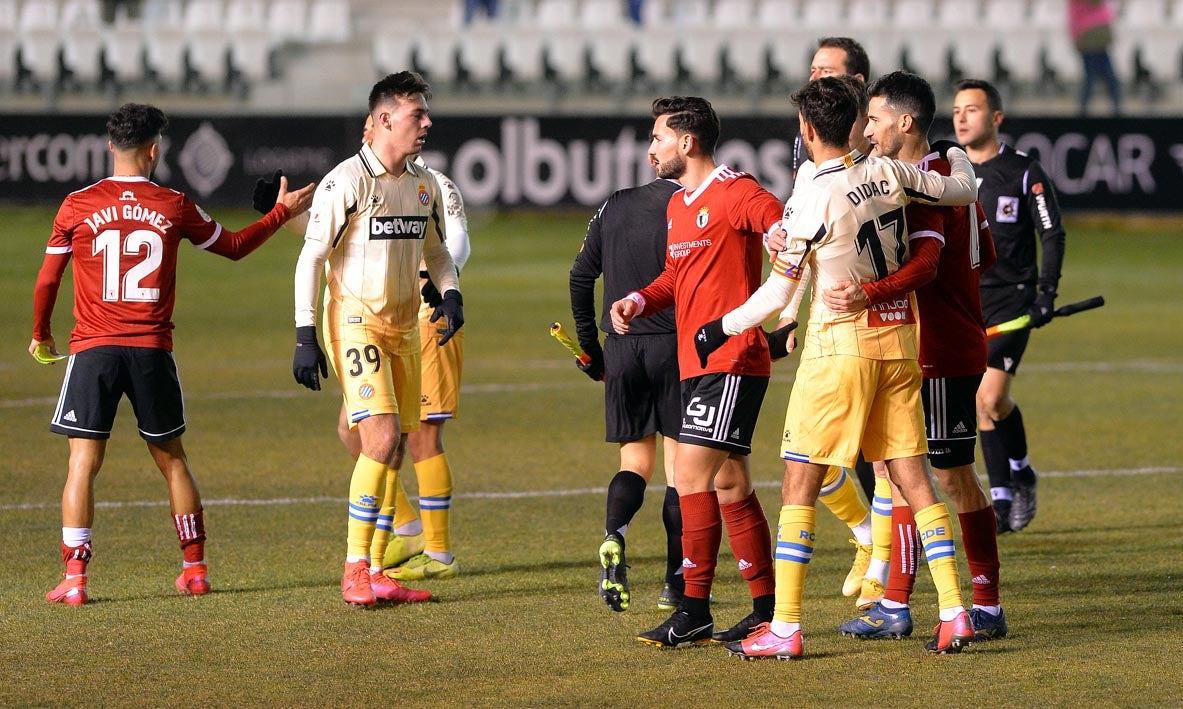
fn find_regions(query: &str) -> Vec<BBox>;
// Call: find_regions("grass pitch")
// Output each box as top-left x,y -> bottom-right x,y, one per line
1,207 -> 1181,707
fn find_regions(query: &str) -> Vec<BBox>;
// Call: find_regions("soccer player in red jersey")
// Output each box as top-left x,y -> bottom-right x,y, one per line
821,72 -> 1009,642
610,96 -> 783,647
30,103 -> 314,605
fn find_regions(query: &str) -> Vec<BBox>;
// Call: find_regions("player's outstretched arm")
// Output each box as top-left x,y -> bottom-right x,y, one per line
897,146 -> 977,207
276,176 -> 316,218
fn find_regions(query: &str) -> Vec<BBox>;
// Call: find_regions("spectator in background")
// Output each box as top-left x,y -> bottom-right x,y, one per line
628,0 -> 645,24
465,0 -> 498,24
1069,0 -> 1121,116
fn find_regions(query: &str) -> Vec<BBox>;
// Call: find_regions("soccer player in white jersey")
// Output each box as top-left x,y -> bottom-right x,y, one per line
292,72 -> 463,607
694,76 -> 980,658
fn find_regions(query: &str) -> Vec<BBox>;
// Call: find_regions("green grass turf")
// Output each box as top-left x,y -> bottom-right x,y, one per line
1,207 -> 1181,707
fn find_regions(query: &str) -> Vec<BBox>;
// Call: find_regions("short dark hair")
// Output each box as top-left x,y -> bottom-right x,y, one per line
867,71 -> 936,134
835,74 -> 868,114
954,78 -> 1003,114
792,77 -> 859,149
369,71 -> 432,113
106,103 -> 168,150
818,36 -> 871,80
651,96 -> 721,154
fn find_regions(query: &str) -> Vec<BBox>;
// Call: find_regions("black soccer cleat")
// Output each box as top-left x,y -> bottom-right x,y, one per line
993,499 -> 1013,535
637,610 -> 714,648
1010,467 -> 1038,531
711,609 -> 773,643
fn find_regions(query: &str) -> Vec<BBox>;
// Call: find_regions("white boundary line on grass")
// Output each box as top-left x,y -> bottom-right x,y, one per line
0,466 -> 1178,512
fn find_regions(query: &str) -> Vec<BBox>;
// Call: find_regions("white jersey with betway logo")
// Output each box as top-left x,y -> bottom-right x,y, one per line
296,143 -> 459,334
722,148 -> 978,361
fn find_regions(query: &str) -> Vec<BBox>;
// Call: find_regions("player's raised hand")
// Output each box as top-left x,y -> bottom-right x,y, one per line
610,297 -> 640,335
252,170 -> 282,214
694,318 -> 730,368
821,280 -> 868,313
277,176 -> 316,217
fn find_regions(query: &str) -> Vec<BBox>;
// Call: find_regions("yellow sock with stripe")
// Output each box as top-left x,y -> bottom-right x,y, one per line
868,476 -> 892,582
914,502 -> 966,615
347,454 -> 387,561
772,504 -> 815,628
368,466 -> 402,571
818,466 -> 871,544
391,473 -> 420,532
414,453 -> 453,561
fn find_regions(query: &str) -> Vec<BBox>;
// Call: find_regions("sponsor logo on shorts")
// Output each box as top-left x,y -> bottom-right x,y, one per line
952,421 -> 968,434
369,215 -> 428,239
685,396 -> 716,428
347,316 -> 362,324
358,384 -> 374,399
868,297 -> 917,326
63,410 -> 77,423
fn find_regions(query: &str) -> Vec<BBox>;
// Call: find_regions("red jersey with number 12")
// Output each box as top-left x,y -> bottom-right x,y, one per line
637,166 -> 783,379
42,177 -> 249,352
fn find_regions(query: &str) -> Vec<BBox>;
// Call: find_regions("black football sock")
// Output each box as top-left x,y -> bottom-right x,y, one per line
605,470 -> 647,540
662,485 -> 684,586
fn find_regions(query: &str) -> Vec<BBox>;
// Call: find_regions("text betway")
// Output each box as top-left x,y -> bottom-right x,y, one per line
370,215 -> 427,239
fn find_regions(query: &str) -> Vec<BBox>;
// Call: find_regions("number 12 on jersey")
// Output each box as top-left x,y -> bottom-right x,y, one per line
93,229 -> 163,303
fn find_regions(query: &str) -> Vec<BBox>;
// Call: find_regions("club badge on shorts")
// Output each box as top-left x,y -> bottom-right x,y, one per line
697,207 -> 709,228
358,383 -> 375,400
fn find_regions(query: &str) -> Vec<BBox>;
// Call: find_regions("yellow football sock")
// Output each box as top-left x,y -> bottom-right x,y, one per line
915,503 -> 964,612
871,476 -> 892,563
818,466 -> 870,530
773,505 -> 815,624
414,453 -> 453,555
368,465 -> 402,568
347,454 -> 387,560
391,474 -> 419,531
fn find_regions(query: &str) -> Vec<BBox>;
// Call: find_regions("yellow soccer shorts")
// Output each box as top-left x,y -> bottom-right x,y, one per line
418,301 -> 464,422
781,355 -> 926,468
325,314 -> 421,434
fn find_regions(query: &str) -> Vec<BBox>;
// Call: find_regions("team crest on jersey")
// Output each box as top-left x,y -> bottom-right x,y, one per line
996,196 -> 1019,223
358,383 -> 375,400
119,190 -> 137,202
696,207 -> 710,228
418,184 -> 430,205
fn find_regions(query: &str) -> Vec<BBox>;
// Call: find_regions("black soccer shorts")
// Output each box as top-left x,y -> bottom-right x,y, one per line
50,346 -> 187,442
678,372 -> 769,455
921,374 -> 983,469
603,332 -> 681,443
981,284 -> 1033,375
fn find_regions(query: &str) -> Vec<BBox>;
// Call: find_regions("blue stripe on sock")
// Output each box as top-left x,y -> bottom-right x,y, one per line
419,495 -> 451,510
819,468 -> 847,496
375,515 -> 393,532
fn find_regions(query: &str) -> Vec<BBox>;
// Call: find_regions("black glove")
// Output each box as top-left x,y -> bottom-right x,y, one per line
430,289 -> 464,346
421,277 -> 443,308
694,318 -> 730,369
577,340 -> 604,381
763,321 -> 799,361
253,170 -> 282,214
929,140 -> 963,160
1028,291 -> 1056,329
293,325 -> 328,391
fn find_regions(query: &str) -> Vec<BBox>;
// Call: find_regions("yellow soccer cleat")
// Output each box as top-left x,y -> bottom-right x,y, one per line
384,553 -> 459,581
843,540 -> 873,597
856,578 -> 885,610
381,532 -> 426,569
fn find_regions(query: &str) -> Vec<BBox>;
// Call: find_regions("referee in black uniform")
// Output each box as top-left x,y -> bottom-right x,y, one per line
570,174 -> 684,612
952,79 -> 1068,534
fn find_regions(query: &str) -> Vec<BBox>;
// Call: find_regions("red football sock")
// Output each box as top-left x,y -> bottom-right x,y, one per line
959,506 -> 1002,607
720,491 -> 775,599
174,509 -> 206,564
679,491 -> 722,602
884,505 -> 919,605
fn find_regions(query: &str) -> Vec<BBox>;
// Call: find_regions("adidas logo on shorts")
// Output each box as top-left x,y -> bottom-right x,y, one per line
63,410 -> 77,423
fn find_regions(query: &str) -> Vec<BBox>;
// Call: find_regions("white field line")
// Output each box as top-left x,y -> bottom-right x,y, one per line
1,466 -> 1178,512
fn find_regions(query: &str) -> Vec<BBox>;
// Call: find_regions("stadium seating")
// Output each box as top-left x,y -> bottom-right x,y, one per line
17,0 -> 61,90
60,0 -> 105,88
0,0 -> 18,88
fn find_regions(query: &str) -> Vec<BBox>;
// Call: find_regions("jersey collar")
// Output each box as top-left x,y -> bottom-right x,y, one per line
813,149 -> 867,179
107,175 -> 150,182
682,164 -> 729,205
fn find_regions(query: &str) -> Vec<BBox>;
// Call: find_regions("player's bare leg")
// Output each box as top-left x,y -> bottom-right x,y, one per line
48,438 -> 106,605
148,437 -> 210,596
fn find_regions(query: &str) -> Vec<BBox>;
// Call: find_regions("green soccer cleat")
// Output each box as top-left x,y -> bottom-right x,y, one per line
381,532 -> 426,569
598,534 -> 630,612
384,553 -> 459,581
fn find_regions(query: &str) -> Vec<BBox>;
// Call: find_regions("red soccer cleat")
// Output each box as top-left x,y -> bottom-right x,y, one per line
47,575 -> 89,606
176,563 -> 211,596
926,610 -> 975,654
726,623 -> 804,660
371,571 -> 432,603
341,560 -> 376,606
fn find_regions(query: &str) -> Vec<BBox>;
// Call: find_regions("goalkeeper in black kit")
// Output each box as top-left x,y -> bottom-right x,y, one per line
569,170 -> 686,614
952,79 -> 1068,533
